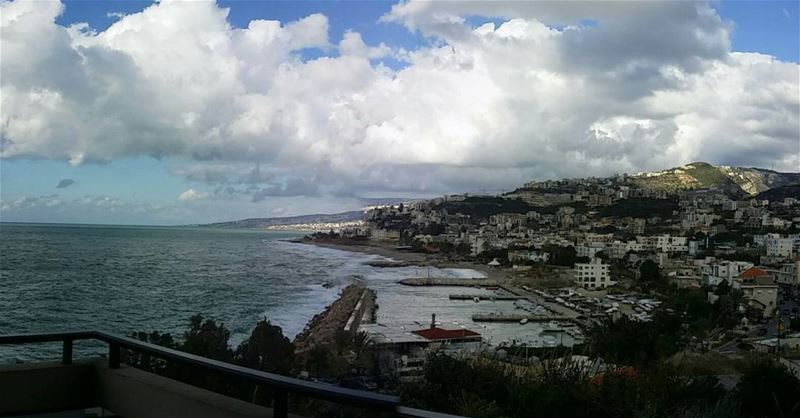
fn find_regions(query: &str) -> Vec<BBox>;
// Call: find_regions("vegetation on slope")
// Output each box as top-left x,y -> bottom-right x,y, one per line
435,196 -> 535,219
599,197 -> 679,219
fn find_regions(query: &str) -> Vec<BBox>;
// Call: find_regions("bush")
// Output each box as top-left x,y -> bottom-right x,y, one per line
735,358 -> 800,418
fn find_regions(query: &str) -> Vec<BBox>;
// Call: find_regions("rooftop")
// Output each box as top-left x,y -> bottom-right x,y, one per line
412,327 -> 481,342
739,267 -> 770,279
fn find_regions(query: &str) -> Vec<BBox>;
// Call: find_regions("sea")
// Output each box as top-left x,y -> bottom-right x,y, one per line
0,223 -> 572,363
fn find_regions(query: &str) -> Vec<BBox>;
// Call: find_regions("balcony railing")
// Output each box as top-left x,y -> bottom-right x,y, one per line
0,330 -> 461,418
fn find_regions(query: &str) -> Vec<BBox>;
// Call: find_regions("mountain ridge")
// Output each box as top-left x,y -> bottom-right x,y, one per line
202,210 -> 364,229
629,162 -> 799,196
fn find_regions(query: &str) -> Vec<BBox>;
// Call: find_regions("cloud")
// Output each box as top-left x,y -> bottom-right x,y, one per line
1,194 -> 60,211
178,189 -> 208,201
1,0 -> 797,201
251,177 -> 320,202
0,193 -> 196,224
55,178 -> 76,188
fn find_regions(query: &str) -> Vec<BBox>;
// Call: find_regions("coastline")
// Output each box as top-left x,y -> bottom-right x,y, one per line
294,238 -> 509,282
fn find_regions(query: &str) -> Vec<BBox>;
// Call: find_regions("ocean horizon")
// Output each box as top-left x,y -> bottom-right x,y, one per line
2,223 -> 541,363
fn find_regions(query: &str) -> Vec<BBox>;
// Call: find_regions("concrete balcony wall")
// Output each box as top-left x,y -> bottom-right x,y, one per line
0,360 -> 286,418
0,361 -> 96,415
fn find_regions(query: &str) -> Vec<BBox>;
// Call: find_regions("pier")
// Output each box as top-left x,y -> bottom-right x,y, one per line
400,277 -> 498,286
472,313 -> 572,323
449,294 -> 525,301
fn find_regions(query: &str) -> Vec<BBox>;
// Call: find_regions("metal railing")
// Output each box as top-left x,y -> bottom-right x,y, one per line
0,331 -> 461,418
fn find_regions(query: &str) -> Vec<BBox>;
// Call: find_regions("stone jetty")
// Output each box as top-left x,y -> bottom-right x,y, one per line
293,284 -> 376,355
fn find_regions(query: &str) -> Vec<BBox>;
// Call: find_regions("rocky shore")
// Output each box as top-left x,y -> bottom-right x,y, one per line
293,284 -> 376,355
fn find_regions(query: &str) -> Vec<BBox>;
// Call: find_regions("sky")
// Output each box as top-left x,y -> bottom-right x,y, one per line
1,0 -> 798,225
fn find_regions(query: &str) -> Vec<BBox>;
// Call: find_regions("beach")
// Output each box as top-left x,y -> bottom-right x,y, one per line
297,238 -> 510,282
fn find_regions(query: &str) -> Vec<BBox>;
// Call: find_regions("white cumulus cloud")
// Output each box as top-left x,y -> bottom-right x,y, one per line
0,0 -> 797,199
179,189 -> 209,202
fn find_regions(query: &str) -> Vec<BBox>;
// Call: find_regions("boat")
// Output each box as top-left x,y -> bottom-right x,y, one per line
473,297 -> 480,303
520,318 -> 529,325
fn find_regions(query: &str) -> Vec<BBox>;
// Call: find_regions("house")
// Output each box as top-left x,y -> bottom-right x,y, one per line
735,267 -> 778,318
701,260 -> 754,286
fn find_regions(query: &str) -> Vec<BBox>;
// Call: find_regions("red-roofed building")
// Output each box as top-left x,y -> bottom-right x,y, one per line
736,267 -> 778,318
739,267 -> 770,280
412,327 -> 482,343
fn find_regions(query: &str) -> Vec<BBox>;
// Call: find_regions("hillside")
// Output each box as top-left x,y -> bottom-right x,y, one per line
630,162 -> 799,196
203,210 -> 364,229
754,184 -> 800,202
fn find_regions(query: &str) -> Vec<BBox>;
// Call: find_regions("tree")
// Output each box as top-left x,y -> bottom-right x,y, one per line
639,260 -> 660,283
714,280 -> 731,296
545,245 -> 577,267
234,319 -> 295,375
182,314 -> 234,362
711,289 -> 744,329
234,319 -> 295,405
736,359 -> 800,418
791,318 -> 800,332
307,345 -> 330,377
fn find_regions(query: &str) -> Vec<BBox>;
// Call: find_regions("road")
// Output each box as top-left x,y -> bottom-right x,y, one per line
716,285 -> 798,354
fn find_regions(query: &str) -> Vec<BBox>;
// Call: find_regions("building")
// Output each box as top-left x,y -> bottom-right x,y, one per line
762,233 -> 794,258
370,228 -> 401,241
637,234 -> 688,253
508,250 -> 549,264
574,257 -> 615,289
576,244 -> 604,259
701,260 -> 754,286
736,267 -> 778,318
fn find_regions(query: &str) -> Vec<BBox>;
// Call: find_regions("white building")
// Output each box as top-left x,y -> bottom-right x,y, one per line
637,235 -> 688,253
576,245 -> 604,259
701,260 -> 754,286
574,258 -> 615,289
761,233 -> 794,258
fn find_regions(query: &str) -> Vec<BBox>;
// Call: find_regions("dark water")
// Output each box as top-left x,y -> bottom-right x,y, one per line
0,223 -> 347,361
0,223 -> 533,363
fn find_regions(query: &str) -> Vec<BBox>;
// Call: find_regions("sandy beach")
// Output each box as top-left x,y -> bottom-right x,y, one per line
296,238 -> 510,282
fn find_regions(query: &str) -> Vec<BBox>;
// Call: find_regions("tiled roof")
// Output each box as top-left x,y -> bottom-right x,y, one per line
738,267 -> 770,278
412,327 -> 481,341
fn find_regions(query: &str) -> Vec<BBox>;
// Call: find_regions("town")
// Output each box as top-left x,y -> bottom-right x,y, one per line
301,162 -> 800,393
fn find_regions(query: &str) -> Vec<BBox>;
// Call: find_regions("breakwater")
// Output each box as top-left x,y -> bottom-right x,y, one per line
293,284 -> 376,355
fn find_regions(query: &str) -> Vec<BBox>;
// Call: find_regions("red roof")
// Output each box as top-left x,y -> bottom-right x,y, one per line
739,267 -> 770,279
412,327 -> 481,341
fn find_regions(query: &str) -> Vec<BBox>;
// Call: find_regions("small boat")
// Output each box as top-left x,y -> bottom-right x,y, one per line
322,281 -> 334,289
520,318 -> 529,325
473,297 -> 480,303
